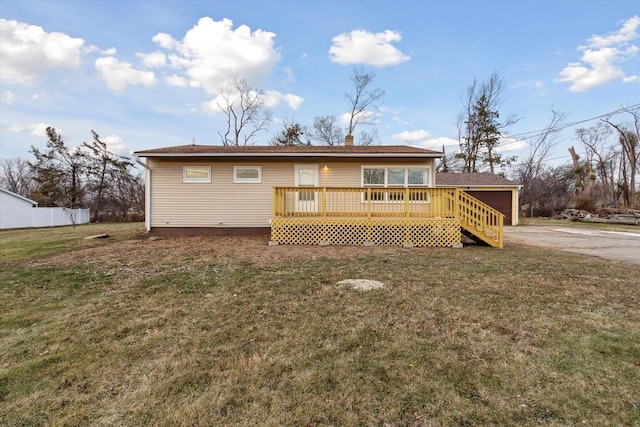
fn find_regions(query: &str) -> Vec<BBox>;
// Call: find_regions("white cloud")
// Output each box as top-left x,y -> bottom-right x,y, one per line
338,110 -> 377,127
329,29 -> 410,67
101,47 -> 117,56
285,93 -> 302,110
283,93 -> 304,110
3,90 -> 15,105
30,122 -> 50,137
152,32 -> 176,50
511,80 -> 544,89
0,18 -> 85,85
165,74 -> 188,87
392,129 -> 431,143
391,130 -> 457,150
9,122 -> 54,136
151,17 -> 281,94
392,116 -> 409,126
95,56 -> 157,92
281,66 -> 295,85
557,15 -> 640,92
102,135 -> 127,154
212,89 -> 303,111
496,136 -> 528,153
418,137 -> 459,150
137,51 -> 166,68
585,15 -> 640,48
391,131 -> 457,150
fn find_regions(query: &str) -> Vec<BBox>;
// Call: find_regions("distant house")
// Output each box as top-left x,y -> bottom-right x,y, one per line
134,144 -> 507,248
0,188 -> 90,229
436,173 -> 521,225
0,188 -> 38,229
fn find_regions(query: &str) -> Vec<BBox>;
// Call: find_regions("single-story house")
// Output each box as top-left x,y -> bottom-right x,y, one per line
436,173 -> 521,225
133,143 -> 507,248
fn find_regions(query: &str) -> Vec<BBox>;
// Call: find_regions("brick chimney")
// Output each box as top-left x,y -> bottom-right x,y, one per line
345,134 -> 354,146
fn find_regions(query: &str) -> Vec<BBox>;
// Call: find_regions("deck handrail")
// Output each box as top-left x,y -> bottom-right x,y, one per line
451,189 -> 504,248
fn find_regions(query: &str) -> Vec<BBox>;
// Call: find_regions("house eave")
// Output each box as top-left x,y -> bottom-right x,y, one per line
134,152 -> 443,159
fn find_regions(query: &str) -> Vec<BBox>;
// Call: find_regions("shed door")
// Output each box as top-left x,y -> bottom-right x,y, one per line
294,164 -> 319,213
466,191 -> 513,226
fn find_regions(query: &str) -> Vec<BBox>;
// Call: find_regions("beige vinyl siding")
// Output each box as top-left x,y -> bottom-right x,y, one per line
149,158 -> 435,228
149,159 -> 293,228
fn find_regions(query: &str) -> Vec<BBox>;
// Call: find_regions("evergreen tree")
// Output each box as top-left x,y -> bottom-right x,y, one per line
29,127 -> 87,208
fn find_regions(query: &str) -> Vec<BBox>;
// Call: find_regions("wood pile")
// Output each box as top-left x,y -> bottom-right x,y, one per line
555,208 -> 640,225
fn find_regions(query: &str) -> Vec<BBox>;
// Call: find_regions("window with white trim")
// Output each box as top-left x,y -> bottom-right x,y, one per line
183,166 -> 211,183
233,166 -> 262,183
362,166 -> 431,201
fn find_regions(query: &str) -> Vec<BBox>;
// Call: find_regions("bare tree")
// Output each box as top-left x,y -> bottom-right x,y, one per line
355,129 -> 379,146
437,145 -> 465,173
345,66 -> 385,136
576,123 -> 617,206
217,78 -> 272,146
601,107 -> 639,208
312,115 -> 344,146
0,158 -> 36,197
516,109 -> 567,208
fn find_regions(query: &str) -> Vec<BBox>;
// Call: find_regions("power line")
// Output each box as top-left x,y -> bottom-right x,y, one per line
498,103 -> 640,149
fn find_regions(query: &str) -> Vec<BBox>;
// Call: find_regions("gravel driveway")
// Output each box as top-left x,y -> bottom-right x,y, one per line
504,226 -> 640,265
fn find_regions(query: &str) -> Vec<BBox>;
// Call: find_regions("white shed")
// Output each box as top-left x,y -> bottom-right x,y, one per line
0,188 -> 90,229
0,188 -> 38,229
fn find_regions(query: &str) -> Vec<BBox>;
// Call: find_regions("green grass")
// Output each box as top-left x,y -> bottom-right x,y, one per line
1,223 -> 639,426
0,222 -> 147,263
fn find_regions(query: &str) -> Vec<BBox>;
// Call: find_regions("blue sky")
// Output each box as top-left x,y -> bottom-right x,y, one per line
1,0 -> 638,169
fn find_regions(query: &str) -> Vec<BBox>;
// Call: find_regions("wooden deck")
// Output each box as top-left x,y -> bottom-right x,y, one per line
271,187 -> 504,248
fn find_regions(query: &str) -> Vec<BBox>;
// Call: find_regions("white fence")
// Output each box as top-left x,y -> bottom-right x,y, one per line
1,207 -> 90,229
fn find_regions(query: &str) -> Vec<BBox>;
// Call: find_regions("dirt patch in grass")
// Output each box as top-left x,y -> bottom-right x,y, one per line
21,234 -> 434,269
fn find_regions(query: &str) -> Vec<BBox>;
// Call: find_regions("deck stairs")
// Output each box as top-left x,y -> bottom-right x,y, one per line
454,190 -> 504,248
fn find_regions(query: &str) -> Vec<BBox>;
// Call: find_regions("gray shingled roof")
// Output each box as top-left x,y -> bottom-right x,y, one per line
134,144 -> 443,158
436,172 -> 520,187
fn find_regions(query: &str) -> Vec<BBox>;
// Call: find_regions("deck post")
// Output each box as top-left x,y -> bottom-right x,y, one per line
322,187 -> 327,242
404,187 -> 410,244
366,188 -> 372,242
454,188 -> 460,220
272,187 -> 278,218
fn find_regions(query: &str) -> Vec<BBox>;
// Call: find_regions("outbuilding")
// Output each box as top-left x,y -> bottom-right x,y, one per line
436,173 -> 521,225
0,188 -> 38,229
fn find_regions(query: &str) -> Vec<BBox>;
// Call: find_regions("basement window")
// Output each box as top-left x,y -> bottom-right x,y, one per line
183,166 -> 211,183
234,166 -> 262,183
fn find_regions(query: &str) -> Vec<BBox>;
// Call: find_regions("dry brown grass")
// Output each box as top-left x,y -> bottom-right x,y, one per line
1,223 -> 639,426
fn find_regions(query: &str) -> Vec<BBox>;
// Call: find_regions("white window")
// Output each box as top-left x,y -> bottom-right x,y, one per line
183,166 -> 211,183
361,166 -> 431,201
233,166 -> 262,183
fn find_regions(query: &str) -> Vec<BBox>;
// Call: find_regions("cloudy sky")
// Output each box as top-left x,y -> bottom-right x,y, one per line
1,0 -> 638,166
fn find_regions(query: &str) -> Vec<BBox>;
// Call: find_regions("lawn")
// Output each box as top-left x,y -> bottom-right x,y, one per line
1,223 -> 639,426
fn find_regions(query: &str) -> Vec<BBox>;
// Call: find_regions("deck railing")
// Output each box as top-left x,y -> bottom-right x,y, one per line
272,187 -> 504,247
453,189 -> 504,248
273,187 -> 458,218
